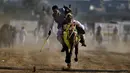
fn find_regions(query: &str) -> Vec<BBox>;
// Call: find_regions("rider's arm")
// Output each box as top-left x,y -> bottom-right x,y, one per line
48,15 -> 55,35
73,20 -> 85,34
74,20 -> 85,30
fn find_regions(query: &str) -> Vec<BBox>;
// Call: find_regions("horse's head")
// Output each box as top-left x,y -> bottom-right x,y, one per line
65,13 -> 73,23
64,13 -> 77,37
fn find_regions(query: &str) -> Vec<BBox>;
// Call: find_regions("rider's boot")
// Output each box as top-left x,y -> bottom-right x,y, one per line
80,34 -> 86,47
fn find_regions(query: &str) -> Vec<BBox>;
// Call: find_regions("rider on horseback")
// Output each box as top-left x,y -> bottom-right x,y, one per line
63,13 -> 82,68
48,5 -> 86,52
63,13 -> 80,50
96,25 -> 103,45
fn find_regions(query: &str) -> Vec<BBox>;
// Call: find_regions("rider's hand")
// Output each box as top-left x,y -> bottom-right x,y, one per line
48,30 -> 51,35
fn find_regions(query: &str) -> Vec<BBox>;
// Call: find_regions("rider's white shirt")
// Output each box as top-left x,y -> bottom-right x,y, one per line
72,19 -> 85,30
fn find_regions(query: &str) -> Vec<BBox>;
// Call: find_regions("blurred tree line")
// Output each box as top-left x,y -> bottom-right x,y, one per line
0,0 -> 130,22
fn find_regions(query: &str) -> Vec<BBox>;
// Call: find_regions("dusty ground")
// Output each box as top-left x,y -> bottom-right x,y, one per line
0,43 -> 129,73
0,34 -> 130,73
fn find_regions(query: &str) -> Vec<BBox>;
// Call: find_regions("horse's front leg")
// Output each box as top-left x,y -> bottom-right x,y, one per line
66,47 -> 74,69
65,46 -> 71,69
67,33 -> 76,68
74,43 -> 79,62
65,44 -> 70,63
65,41 -> 74,69
65,47 -> 73,64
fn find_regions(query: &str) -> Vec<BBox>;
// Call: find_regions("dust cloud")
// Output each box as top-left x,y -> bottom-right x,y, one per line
0,31 -> 129,73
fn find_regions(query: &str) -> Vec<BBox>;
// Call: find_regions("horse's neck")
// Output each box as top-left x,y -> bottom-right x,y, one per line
64,23 -> 72,29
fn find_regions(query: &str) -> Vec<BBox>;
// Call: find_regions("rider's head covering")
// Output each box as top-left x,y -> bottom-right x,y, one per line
63,5 -> 72,15
52,5 -> 58,10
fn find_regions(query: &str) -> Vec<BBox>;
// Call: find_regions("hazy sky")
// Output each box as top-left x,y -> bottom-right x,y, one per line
1,0 -> 129,12
48,0 -> 129,12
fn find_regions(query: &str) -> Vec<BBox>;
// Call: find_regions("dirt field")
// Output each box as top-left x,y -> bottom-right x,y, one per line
0,33 -> 129,73
0,41 -> 129,73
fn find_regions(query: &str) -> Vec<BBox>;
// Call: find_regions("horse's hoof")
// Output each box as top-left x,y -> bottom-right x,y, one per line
74,58 -> 78,62
33,66 -> 36,72
61,48 -> 65,52
62,67 -> 71,71
62,67 -> 66,71
67,63 -> 71,69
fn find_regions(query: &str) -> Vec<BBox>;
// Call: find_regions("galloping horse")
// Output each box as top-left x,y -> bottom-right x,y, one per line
33,4 -> 53,38
62,13 -> 80,69
112,26 -> 119,42
95,25 -> 103,46
0,24 -> 12,48
37,11 -> 53,38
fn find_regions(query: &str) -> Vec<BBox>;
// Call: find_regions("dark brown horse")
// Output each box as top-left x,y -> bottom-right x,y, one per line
0,24 -> 11,48
63,22 -> 80,69
0,24 -> 17,48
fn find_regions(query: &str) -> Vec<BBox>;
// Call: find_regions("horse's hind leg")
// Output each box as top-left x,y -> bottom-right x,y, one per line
74,43 -> 79,62
65,36 -> 74,64
65,51 -> 71,64
65,49 -> 72,69
65,46 -> 73,69
65,44 -> 71,64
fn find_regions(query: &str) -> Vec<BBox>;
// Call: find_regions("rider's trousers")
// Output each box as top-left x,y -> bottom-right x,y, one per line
57,27 -> 64,45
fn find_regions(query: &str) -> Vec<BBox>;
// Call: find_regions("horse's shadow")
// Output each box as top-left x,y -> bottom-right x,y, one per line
0,66 -> 128,73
